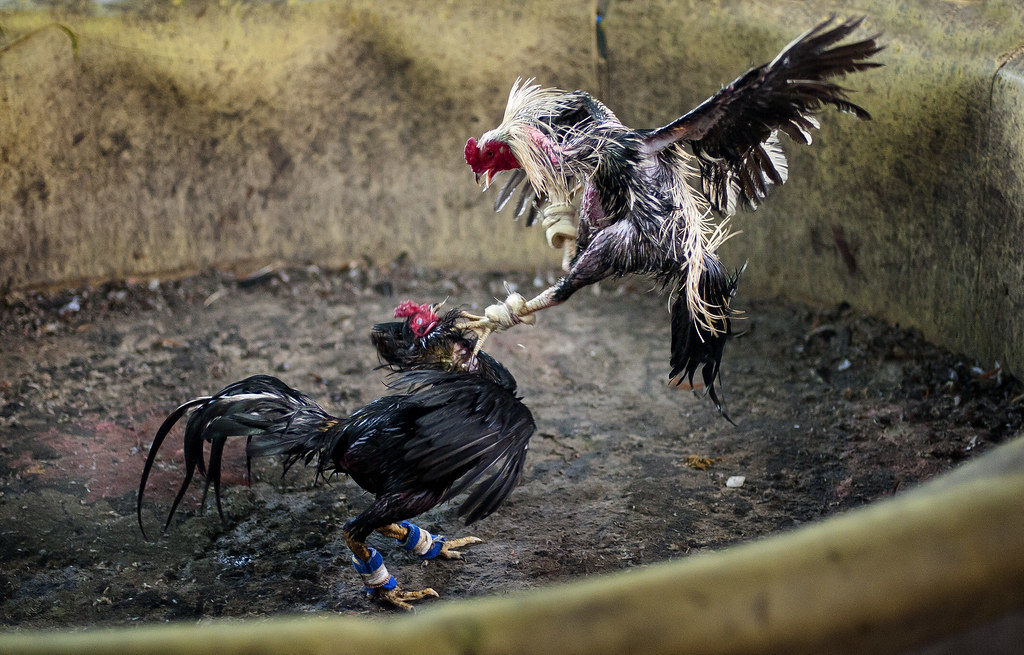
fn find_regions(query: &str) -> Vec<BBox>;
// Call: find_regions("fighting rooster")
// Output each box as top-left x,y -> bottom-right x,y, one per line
463,17 -> 881,412
137,301 -> 535,610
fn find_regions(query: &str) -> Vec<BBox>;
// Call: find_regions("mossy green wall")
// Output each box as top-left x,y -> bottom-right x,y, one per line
1,1 -> 1022,372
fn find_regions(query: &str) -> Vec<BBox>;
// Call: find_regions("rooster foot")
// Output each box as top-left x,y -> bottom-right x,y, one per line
393,521 -> 483,560
435,535 -> 483,560
374,586 -> 440,612
458,293 -> 536,357
458,312 -> 495,355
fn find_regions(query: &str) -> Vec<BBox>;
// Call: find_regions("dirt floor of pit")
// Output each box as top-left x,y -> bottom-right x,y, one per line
1,264 -> 1022,628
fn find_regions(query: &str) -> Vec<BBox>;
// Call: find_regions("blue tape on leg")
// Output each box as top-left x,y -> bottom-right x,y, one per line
365,575 -> 397,595
351,547 -> 383,574
353,547 -> 397,592
421,535 -> 446,560
397,520 -> 422,552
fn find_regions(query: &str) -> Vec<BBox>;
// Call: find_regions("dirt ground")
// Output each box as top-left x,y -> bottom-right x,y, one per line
0,264 -> 1021,628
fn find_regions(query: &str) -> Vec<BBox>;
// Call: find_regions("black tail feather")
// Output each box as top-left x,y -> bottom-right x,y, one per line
137,375 -> 340,536
245,405 -> 339,481
137,396 -> 211,540
200,430 -> 230,521
669,258 -> 742,421
245,435 -> 254,483
164,417 -> 207,533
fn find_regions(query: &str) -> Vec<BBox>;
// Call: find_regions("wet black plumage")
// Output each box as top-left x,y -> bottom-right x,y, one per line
137,306 -> 535,546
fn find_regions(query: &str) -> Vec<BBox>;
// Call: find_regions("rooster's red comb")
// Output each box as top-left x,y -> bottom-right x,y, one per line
394,301 -> 440,339
465,137 -> 482,171
394,300 -> 428,319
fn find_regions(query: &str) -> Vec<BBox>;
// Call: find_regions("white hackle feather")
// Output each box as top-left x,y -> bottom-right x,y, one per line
487,79 -> 592,203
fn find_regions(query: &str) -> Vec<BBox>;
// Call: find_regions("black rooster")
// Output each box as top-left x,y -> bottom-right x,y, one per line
137,301 -> 535,610
463,17 -> 882,414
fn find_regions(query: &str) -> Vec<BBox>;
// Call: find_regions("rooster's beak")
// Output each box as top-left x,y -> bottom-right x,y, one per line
476,170 -> 495,190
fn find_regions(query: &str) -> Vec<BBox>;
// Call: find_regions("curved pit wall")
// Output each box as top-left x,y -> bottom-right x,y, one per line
0,1 -> 1022,652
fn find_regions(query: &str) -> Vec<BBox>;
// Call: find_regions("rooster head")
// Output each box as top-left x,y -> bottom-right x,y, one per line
393,300 -> 439,339
465,136 -> 520,188
372,301 -> 479,374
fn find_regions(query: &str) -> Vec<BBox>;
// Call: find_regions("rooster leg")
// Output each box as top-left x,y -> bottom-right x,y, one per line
376,523 -> 407,540
381,521 -> 483,560
517,287 -> 559,320
343,493 -> 445,611
343,529 -> 439,611
513,221 -> 627,323
459,291 -> 541,358
479,229 -> 621,333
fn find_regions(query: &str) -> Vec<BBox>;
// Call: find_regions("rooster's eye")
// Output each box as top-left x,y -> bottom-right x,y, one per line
414,317 -> 423,326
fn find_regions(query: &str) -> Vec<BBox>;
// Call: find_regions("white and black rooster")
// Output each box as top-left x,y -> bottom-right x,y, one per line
462,17 -> 882,417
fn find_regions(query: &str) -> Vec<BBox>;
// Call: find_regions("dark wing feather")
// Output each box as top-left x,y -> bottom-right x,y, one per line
642,16 -> 882,213
394,369 -> 535,524
487,169 -> 545,226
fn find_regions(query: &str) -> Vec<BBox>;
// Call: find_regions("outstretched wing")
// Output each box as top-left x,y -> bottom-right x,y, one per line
642,16 -> 882,214
394,369 -> 536,524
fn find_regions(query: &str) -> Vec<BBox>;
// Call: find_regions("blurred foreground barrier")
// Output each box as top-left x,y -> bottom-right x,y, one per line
3,436 -> 1023,655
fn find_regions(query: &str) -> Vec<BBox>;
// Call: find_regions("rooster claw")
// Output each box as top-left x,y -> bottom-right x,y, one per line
457,313 -> 496,356
375,586 -> 440,612
437,535 -> 483,560
458,312 -> 493,336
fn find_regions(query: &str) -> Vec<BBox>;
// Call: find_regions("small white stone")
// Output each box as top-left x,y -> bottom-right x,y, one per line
59,297 -> 81,315
726,476 -> 746,488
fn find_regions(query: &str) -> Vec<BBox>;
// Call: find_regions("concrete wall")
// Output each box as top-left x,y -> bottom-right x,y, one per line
1,1 -> 1022,373
0,2 -> 591,287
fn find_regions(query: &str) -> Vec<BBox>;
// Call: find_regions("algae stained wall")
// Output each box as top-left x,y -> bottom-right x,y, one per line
0,1 -> 1022,373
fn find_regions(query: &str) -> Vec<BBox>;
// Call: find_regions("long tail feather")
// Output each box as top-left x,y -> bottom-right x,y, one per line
137,375 -> 341,536
670,258 -> 743,421
137,396 -> 211,540
202,432 -> 230,521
